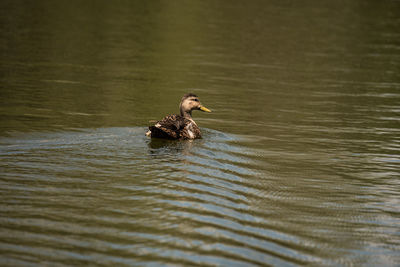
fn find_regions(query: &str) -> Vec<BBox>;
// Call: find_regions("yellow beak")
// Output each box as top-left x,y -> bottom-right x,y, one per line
199,106 -> 211,112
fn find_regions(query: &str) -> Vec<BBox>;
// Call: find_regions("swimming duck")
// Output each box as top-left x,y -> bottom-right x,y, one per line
146,93 -> 211,139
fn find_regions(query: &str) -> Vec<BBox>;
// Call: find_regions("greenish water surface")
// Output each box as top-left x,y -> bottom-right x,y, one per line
1,1 -> 400,266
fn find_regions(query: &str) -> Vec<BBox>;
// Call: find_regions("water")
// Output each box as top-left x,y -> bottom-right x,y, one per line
1,0 -> 400,266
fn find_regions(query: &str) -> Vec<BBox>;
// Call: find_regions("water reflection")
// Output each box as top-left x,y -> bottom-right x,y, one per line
1,0 -> 400,266
0,128 -> 313,265
1,123 -> 400,265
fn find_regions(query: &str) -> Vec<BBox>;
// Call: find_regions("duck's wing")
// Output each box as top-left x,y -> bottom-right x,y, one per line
149,115 -> 187,139
180,122 -> 202,139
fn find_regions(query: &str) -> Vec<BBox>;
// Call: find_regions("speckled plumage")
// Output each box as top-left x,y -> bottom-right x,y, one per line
146,93 -> 211,140
148,114 -> 201,139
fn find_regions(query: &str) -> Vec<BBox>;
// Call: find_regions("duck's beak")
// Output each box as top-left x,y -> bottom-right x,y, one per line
199,106 -> 211,112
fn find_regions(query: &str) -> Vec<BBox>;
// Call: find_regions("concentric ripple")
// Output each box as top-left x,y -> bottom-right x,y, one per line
0,128 -> 315,266
1,126 -> 400,266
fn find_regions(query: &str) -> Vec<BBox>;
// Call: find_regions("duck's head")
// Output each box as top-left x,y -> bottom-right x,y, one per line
180,93 -> 211,118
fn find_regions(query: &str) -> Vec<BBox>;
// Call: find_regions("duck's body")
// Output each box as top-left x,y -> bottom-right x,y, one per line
146,93 -> 211,140
148,114 -> 201,139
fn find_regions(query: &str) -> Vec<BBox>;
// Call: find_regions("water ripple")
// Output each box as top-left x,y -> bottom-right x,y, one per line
1,126 -> 400,266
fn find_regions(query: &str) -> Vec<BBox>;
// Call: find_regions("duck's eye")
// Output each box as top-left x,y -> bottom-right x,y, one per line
193,99 -> 199,102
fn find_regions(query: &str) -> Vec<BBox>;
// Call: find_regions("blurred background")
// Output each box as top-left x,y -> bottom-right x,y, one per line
1,0 -> 399,266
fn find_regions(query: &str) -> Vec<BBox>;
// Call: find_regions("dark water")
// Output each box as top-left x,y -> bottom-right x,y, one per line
1,1 -> 400,266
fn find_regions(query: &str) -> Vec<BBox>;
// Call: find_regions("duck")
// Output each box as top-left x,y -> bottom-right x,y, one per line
146,93 -> 211,139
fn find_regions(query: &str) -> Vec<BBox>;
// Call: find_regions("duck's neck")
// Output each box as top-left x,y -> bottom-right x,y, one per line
180,107 -> 192,119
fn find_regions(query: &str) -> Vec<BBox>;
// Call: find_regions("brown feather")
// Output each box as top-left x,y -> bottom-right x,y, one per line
147,93 -> 210,140
149,114 -> 202,140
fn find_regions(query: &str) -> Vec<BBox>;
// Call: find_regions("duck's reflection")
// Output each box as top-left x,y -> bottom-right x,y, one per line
147,137 -> 198,157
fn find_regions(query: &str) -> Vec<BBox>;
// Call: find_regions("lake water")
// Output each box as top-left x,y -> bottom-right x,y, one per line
1,1 -> 400,266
